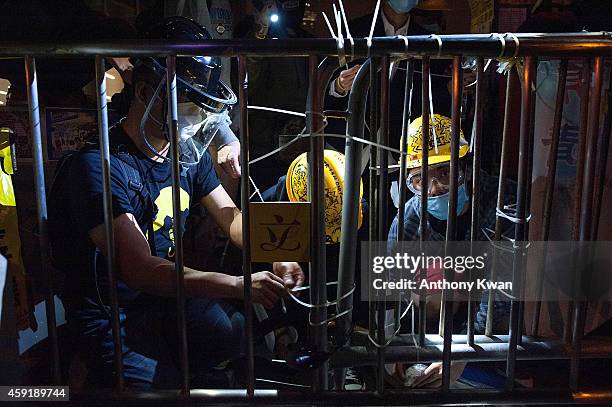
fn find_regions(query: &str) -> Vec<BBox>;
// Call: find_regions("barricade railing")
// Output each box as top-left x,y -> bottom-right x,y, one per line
3,32 -> 612,404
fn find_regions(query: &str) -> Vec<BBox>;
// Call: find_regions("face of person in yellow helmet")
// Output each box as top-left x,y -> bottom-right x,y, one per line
407,163 -> 466,197
401,114 -> 470,220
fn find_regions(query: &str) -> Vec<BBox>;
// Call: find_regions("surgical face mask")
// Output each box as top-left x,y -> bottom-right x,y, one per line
426,183 -> 468,220
388,0 -> 419,14
177,102 -> 206,142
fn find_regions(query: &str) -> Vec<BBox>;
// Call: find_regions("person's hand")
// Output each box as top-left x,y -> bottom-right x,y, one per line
236,271 -> 287,309
108,57 -> 134,84
335,65 -> 361,95
273,261 -> 305,290
412,361 -> 467,388
217,141 -> 241,178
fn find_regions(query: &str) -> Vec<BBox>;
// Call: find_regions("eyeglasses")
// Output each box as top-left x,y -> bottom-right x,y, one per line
407,165 -> 465,195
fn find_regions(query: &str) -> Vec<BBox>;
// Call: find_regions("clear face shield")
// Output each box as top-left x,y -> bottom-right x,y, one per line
138,57 -> 236,167
176,103 -> 232,166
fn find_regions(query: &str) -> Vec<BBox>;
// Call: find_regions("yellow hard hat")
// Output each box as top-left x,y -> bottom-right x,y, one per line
402,114 -> 469,169
286,149 -> 363,244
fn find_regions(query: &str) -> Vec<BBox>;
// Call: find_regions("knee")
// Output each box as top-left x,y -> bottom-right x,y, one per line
224,311 -> 246,353
210,310 -> 245,355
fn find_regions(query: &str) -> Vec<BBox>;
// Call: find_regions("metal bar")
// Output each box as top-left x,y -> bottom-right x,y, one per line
441,56 -> 463,392
565,59 -> 592,344
307,54 -> 328,392
368,57 -> 379,343
166,55 -> 189,395
486,66 -> 517,336
467,57 -> 485,346
94,55 -> 124,391
570,56 -> 604,392
506,56 -> 536,391
580,56 -> 604,241
517,58 -> 539,346
2,33 -> 612,58
397,60 -> 414,244
395,59 -> 415,333
24,56 -> 60,385
532,59 -> 568,336
330,336 -> 612,368
354,331 -> 612,347
572,59 -> 592,242
376,55 -> 390,394
335,59 -> 370,390
69,387 -> 612,406
238,54 -> 255,398
418,57 -> 431,346
591,67 -> 612,240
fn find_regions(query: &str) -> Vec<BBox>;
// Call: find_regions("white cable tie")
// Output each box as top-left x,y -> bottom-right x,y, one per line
484,58 -> 492,72
384,299 -> 413,329
470,111 -> 477,152
398,34 -> 409,56
249,128 -> 412,167
288,282 -> 355,309
247,105 -> 306,117
367,0 -> 381,55
334,7 -> 347,67
428,70 -> 439,154
322,11 -> 337,39
338,0 -> 353,62
309,307 -> 352,327
482,229 -> 518,254
249,175 -> 264,202
366,299 -> 413,348
504,32 -> 520,58
430,34 -> 443,58
496,207 -> 532,224
495,288 -> 521,301
339,0 -> 352,40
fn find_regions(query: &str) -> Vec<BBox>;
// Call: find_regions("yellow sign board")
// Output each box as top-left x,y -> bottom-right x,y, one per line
249,202 -> 311,262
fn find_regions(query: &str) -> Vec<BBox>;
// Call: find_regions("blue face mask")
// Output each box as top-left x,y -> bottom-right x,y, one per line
426,184 -> 469,220
387,0 -> 419,14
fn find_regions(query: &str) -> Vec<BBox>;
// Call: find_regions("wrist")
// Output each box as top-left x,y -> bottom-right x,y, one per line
232,276 -> 244,299
335,77 -> 347,95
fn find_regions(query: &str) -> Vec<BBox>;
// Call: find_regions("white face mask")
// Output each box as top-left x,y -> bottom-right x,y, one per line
177,102 -> 206,142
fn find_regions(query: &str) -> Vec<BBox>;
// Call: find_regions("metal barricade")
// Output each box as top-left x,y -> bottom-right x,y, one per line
2,32 -> 612,404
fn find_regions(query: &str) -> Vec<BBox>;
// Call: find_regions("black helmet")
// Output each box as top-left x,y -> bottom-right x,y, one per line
141,16 -> 236,113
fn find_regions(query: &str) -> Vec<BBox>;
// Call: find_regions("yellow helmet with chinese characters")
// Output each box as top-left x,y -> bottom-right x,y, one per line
402,114 -> 470,169
286,149 -> 363,244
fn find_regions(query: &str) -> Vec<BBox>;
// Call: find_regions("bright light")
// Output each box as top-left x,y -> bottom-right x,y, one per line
270,13 -> 279,23
0,90 -> 7,95
105,72 -> 116,80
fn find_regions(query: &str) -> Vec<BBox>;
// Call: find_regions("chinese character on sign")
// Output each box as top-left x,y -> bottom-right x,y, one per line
250,202 -> 311,262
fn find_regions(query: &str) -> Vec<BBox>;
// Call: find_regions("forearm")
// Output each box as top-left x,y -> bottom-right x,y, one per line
229,209 -> 243,248
122,255 -> 239,299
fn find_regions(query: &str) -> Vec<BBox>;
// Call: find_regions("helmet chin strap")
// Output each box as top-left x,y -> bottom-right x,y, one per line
139,76 -> 172,162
